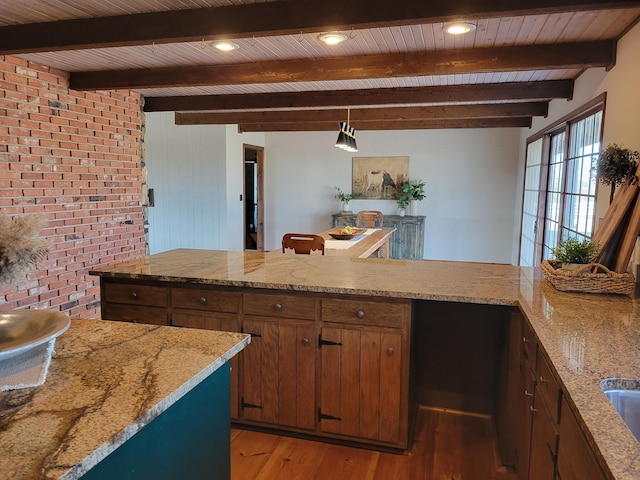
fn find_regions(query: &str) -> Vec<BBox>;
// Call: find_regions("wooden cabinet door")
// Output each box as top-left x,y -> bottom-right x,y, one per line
240,317 -> 316,430
556,397 -> 607,480
516,362 -> 536,479
397,217 -> 425,260
172,311 -> 241,420
319,327 -> 403,445
528,391 -> 559,480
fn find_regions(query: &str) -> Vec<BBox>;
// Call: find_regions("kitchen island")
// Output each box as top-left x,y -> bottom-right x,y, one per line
0,318 -> 250,480
90,248 -> 640,480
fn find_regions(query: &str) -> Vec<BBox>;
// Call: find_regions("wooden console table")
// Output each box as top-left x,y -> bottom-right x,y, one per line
332,214 -> 425,260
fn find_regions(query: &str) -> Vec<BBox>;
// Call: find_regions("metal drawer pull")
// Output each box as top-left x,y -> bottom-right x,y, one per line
241,327 -> 262,338
318,409 -> 341,421
274,303 -> 283,312
130,292 -> 138,299
525,390 -> 534,397
387,347 -> 395,355
539,375 -> 549,384
199,297 -> 207,305
356,310 -> 365,319
302,337 -> 310,346
318,335 -> 342,348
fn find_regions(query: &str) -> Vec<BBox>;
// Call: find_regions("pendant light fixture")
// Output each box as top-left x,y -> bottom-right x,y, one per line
335,108 -> 358,153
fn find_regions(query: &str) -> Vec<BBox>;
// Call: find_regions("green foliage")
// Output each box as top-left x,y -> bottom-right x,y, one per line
397,180 -> 426,208
595,144 -> 640,187
551,237 -> 600,264
333,186 -> 353,203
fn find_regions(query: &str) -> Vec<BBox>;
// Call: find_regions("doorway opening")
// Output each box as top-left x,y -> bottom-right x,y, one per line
244,144 -> 264,251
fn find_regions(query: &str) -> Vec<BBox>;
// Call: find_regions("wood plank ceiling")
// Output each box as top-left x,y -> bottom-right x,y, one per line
1,0 -> 639,130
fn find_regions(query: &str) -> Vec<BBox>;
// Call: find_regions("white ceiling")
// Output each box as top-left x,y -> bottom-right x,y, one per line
1,1 -> 639,129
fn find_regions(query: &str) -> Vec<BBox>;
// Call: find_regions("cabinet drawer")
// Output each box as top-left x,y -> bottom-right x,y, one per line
242,293 -> 317,319
171,288 -> 239,313
172,310 -> 239,331
321,298 -> 409,328
102,303 -> 168,325
103,282 -> 168,307
536,352 -> 561,423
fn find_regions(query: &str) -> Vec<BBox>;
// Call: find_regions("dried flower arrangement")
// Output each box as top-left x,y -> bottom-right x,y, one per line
0,213 -> 49,288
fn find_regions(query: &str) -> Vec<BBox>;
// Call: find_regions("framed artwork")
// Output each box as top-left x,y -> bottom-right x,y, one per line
352,156 -> 409,199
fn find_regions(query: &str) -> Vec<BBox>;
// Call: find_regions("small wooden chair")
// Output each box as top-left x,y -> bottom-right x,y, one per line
282,233 -> 325,255
355,210 -> 384,228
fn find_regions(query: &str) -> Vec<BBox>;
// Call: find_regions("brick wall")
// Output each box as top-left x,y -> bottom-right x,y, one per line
0,55 -> 146,318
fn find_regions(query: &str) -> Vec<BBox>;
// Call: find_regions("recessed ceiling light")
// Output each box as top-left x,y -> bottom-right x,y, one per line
317,32 -> 349,46
213,41 -> 239,52
444,22 -> 476,35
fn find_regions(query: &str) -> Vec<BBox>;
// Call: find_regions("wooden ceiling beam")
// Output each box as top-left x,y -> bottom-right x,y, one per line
174,103 -> 548,125
71,41 -> 614,90
237,117 -> 533,132
144,80 -> 573,112
0,0 -> 636,54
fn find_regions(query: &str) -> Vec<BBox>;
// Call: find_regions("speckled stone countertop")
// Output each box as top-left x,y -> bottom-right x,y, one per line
90,248 -> 640,480
0,318 -> 250,480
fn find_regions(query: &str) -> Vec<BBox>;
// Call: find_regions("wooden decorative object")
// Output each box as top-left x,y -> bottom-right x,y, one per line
282,233 -> 325,255
590,161 -> 640,274
355,210 -> 384,228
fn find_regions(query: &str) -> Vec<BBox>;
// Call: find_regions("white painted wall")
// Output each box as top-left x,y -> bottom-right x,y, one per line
145,112 -> 228,253
145,116 -> 520,262
225,125 -> 266,251
264,129 -> 521,262
513,21 -> 640,266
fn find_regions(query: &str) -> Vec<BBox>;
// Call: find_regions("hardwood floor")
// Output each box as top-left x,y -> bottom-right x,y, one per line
231,407 -> 518,480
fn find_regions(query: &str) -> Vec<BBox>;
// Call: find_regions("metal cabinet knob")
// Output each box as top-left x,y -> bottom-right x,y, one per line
387,347 -> 394,355
524,390 -> 534,397
130,292 -> 138,299
199,297 -> 207,305
302,337 -> 310,346
539,375 -> 549,384
530,406 -> 538,413
522,336 -> 529,343
274,303 -> 283,312
356,310 -> 365,319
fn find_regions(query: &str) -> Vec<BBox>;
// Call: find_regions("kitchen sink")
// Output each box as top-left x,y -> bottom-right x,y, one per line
601,378 -> 640,443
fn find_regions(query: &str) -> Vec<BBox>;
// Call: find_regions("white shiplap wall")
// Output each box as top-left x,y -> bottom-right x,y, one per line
146,112 -> 227,253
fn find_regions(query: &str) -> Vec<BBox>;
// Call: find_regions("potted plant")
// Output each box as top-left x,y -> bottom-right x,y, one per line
397,179 -> 426,216
595,144 -> 640,202
334,186 -> 354,213
550,237 -> 600,269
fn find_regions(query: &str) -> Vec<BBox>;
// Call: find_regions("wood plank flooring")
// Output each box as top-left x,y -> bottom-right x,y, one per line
231,407 -> 518,480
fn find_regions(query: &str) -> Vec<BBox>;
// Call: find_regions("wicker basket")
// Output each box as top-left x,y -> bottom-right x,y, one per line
541,260 -> 636,295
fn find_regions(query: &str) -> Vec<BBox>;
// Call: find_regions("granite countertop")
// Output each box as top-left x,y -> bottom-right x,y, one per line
0,318 -> 250,480
90,248 -> 640,480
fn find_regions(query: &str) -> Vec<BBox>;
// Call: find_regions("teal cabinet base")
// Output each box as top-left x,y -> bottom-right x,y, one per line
82,363 -> 231,480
